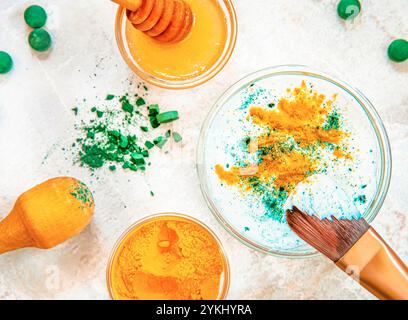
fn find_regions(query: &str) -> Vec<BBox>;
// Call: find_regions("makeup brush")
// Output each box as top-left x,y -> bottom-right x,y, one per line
286,207 -> 408,300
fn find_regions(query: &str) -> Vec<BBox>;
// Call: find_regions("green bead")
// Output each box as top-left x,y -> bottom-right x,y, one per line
388,39 -> 408,63
337,0 -> 361,20
28,28 -> 52,52
0,51 -> 13,74
24,5 -> 47,28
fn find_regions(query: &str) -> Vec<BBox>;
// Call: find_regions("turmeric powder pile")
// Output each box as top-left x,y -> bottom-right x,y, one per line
109,215 -> 228,300
215,81 -> 350,221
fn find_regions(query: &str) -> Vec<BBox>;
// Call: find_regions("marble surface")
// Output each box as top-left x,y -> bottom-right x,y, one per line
0,0 -> 407,300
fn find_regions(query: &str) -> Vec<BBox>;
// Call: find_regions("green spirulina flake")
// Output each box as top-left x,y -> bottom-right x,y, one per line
119,135 -> 128,148
148,104 -> 160,116
136,97 -> 146,106
149,116 -> 160,129
145,141 -> 154,149
173,132 -> 182,142
121,97 -> 134,114
73,92 -> 180,174
153,136 -> 167,148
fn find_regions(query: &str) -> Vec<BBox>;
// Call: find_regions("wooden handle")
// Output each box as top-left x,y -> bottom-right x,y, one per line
111,0 -> 143,11
0,177 -> 94,255
336,227 -> 408,300
0,207 -> 34,254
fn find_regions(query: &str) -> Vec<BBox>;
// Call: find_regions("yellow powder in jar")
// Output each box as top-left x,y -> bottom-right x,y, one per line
109,215 -> 228,300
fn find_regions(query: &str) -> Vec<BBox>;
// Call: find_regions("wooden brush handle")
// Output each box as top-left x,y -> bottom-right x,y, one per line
0,177 -> 94,255
0,207 -> 34,254
112,0 -> 143,11
336,227 -> 408,300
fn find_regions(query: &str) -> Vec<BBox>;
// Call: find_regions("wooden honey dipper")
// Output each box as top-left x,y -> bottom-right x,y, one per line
0,177 -> 94,254
112,0 -> 194,43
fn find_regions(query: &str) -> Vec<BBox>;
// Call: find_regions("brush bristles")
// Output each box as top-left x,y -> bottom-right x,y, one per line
286,207 -> 370,262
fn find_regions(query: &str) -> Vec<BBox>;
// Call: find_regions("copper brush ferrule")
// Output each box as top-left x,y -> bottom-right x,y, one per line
287,207 -> 408,300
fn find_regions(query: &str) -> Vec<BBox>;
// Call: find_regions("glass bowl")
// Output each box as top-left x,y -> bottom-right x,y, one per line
114,0 -> 237,90
106,213 -> 230,299
197,65 -> 392,258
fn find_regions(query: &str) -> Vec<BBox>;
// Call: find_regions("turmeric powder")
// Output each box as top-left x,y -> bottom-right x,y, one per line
215,81 -> 350,221
109,215 -> 229,300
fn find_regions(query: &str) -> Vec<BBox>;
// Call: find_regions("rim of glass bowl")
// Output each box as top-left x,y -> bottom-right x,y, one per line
106,212 -> 231,300
196,65 -> 392,259
114,0 -> 238,90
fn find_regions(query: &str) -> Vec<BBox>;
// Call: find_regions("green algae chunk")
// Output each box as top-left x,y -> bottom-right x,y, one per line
156,111 -> 179,124
136,97 -> 146,106
149,116 -> 160,129
73,91 -> 181,176
173,132 -> 182,142
154,136 -> 167,149
145,141 -> 154,149
148,104 -> 160,116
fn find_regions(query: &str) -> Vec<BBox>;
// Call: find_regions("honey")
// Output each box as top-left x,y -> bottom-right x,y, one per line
124,0 -> 228,81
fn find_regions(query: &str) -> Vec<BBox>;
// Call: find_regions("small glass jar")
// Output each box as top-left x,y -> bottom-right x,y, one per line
106,213 -> 231,299
114,0 -> 238,90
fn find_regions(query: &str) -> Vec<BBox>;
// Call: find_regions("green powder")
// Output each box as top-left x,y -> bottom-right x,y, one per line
247,177 -> 289,222
70,181 -> 94,209
323,110 -> 341,130
220,83 -> 348,222
73,91 -> 180,173
354,194 -> 367,204
240,86 -> 268,110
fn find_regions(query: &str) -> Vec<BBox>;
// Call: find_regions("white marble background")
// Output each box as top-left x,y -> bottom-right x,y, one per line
0,0 -> 407,300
